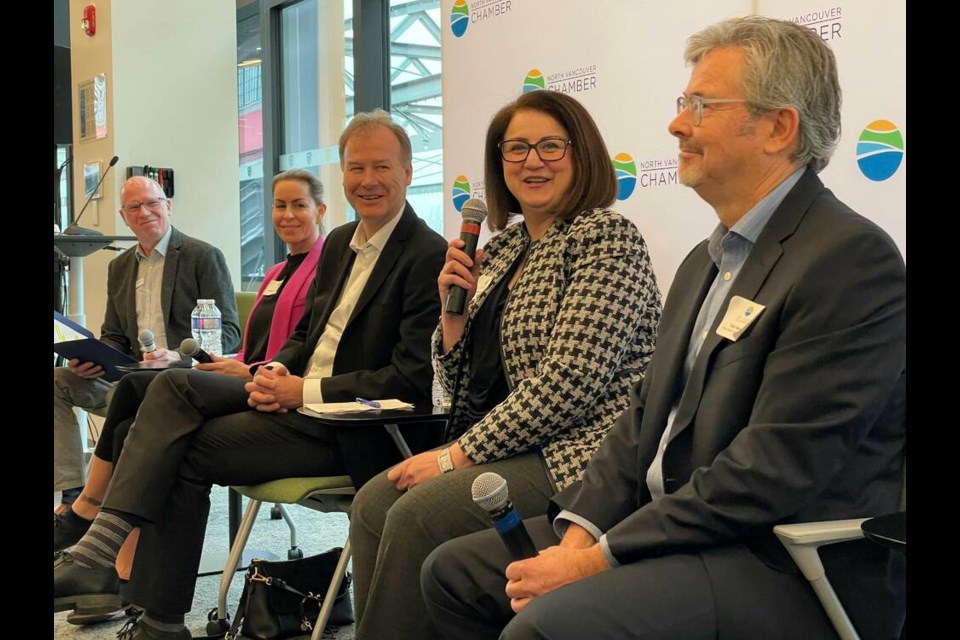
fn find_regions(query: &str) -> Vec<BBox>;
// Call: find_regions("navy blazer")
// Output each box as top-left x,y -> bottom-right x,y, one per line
553,170 -> 906,636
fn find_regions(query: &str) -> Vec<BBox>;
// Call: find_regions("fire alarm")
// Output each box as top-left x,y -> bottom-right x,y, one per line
81,5 -> 96,36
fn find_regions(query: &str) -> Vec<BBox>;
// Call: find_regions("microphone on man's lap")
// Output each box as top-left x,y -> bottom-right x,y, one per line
471,472 -> 538,560
445,199 -> 488,316
138,330 -> 157,355
179,338 -> 213,364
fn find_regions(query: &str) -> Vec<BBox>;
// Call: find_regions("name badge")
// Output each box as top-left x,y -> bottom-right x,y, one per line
474,274 -> 493,299
263,279 -> 283,297
135,278 -> 145,289
716,295 -> 765,341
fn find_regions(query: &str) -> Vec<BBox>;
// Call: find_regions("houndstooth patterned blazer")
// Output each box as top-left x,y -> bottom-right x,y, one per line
433,208 -> 662,491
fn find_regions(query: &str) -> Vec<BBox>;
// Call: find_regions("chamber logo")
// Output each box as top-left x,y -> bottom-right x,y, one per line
523,65 -> 597,94
789,6 -> 843,40
613,153 -> 637,201
856,120 -> 904,182
452,175 -> 472,211
451,0 -> 469,38
523,69 -> 545,93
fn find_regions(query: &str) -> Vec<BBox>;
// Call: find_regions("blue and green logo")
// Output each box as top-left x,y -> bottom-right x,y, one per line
452,174 -> 471,211
613,153 -> 637,200
451,0 -> 469,38
856,120 -> 904,182
523,69 -> 545,93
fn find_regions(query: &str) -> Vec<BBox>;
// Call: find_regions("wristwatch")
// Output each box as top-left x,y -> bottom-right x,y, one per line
437,447 -> 455,474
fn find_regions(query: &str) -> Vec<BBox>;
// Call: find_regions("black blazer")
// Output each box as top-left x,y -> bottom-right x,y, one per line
274,203 -> 447,485
553,170 -> 906,636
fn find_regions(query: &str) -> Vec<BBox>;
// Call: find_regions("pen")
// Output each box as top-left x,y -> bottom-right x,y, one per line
356,397 -> 381,409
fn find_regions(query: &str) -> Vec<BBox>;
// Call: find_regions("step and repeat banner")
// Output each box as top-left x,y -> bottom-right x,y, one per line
440,0 -> 905,292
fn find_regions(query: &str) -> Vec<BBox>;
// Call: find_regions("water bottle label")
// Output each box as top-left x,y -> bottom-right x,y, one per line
200,317 -> 222,329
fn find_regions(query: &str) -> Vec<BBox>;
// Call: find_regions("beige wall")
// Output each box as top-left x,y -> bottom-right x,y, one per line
69,0 -> 240,334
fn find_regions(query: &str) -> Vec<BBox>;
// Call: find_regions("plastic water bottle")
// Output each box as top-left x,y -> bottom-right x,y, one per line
190,301 -> 202,343
198,299 -> 223,357
431,363 -> 450,409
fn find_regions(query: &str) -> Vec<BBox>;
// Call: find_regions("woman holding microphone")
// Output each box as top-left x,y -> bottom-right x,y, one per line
349,90 -> 662,640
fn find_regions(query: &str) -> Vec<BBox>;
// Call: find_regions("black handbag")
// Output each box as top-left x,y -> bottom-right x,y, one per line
225,547 -> 354,640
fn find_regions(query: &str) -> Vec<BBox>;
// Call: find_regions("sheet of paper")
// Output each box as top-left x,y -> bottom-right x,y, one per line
300,399 -> 415,416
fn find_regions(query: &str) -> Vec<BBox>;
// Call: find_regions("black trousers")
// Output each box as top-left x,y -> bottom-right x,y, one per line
420,515 -> 848,640
94,371 -> 161,462
103,368 -> 348,614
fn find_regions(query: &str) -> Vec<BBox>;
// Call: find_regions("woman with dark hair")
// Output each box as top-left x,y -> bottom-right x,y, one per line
349,90 -> 663,640
53,168 -> 327,624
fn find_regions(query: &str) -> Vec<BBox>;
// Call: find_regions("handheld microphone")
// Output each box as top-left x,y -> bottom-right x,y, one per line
445,199 -> 488,316
138,330 -> 157,354
179,338 -> 213,364
471,472 -> 538,560
67,155 -> 119,235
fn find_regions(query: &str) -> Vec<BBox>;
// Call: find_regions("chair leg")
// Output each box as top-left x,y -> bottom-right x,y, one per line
274,504 -> 302,559
214,498 -> 263,621
311,537 -> 352,640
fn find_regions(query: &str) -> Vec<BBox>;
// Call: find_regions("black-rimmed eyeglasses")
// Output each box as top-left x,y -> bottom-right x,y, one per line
498,137 -> 573,163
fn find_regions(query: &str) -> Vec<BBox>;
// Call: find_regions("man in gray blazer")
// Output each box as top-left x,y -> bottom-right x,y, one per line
421,16 -> 906,640
54,176 -> 240,509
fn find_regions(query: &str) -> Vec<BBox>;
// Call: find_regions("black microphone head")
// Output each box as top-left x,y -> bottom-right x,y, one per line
460,199 -> 487,225
109,155 -> 119,166
138,329 -> 155,347
471,472 -> 509,513
179,337 -> 200,357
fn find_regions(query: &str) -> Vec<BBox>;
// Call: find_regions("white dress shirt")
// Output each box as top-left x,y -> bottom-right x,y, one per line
134,226 -> 173,351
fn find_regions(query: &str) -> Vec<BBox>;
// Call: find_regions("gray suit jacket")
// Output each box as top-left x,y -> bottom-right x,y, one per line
100,227 -> 240,359
553,170 -> 905,632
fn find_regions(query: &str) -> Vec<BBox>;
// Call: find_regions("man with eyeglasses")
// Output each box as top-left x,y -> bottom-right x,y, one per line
421,16 -> 905,640
54,176 -> 240,516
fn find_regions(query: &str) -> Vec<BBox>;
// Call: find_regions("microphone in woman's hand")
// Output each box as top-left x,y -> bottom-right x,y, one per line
446,199 -> 488,316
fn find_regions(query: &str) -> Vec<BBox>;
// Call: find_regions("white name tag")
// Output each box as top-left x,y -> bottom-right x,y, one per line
475,274 -> 493,299
716,295 -> 765,341
263,279 -> 283,297
135,278 -> 145,289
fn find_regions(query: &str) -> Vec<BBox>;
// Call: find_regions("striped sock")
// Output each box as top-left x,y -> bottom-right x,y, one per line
69,511 -> 133,569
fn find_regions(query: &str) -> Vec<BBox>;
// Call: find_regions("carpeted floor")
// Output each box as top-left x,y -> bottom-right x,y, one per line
53,486 -> 355,639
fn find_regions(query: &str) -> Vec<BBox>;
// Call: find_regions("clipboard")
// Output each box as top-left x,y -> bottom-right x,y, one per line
54,311 -> 137,382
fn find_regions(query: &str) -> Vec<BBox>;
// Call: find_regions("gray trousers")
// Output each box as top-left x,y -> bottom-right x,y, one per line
420,515 -> 840,640
349,450 -> 556,640
53,366 -> 115,491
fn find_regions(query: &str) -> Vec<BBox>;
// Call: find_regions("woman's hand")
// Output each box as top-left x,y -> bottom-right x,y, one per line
439,238 -> 484,352
386,443 -> 474,491
195,354 -> 253,379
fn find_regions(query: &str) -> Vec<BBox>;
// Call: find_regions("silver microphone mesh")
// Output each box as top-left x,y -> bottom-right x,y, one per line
138,329 -> 155,344
179,337 -> 200,356
461,198 -> 488,225
471,472 -> 509,513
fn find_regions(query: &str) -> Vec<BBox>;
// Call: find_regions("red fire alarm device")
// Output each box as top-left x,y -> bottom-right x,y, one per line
82,5 -> 96,36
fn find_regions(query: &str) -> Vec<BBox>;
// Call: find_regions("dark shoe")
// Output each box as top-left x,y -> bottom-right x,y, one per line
54,507 -> 92,553
53,551 -> 121,614
67,602 -> 142,626
116,617 -> 192,640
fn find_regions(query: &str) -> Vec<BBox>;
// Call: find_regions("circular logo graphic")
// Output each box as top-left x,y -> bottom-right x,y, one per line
452,175 -> 471,211
856,120 -> 904,182
613,153 -> 637,201
451,0 -> 469,38
523,69 -> 545,93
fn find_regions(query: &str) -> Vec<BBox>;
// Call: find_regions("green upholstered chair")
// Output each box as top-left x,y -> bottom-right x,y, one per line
774,457 -> 906,640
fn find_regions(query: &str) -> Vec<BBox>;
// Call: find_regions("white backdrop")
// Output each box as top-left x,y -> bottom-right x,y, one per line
441,0 -> 906,292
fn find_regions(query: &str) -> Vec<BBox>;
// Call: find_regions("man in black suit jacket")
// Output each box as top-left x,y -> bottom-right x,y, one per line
54,176 -> 239,506
421,17 -> 906,640
53,111 -> 447,639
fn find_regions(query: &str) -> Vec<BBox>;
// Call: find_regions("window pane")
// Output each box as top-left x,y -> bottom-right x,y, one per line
237,7 -> 265,291
278,0 -> 354,231
389,0 -> 442,234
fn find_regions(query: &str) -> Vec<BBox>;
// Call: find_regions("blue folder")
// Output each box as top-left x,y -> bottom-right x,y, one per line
54,311 -> 137,382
